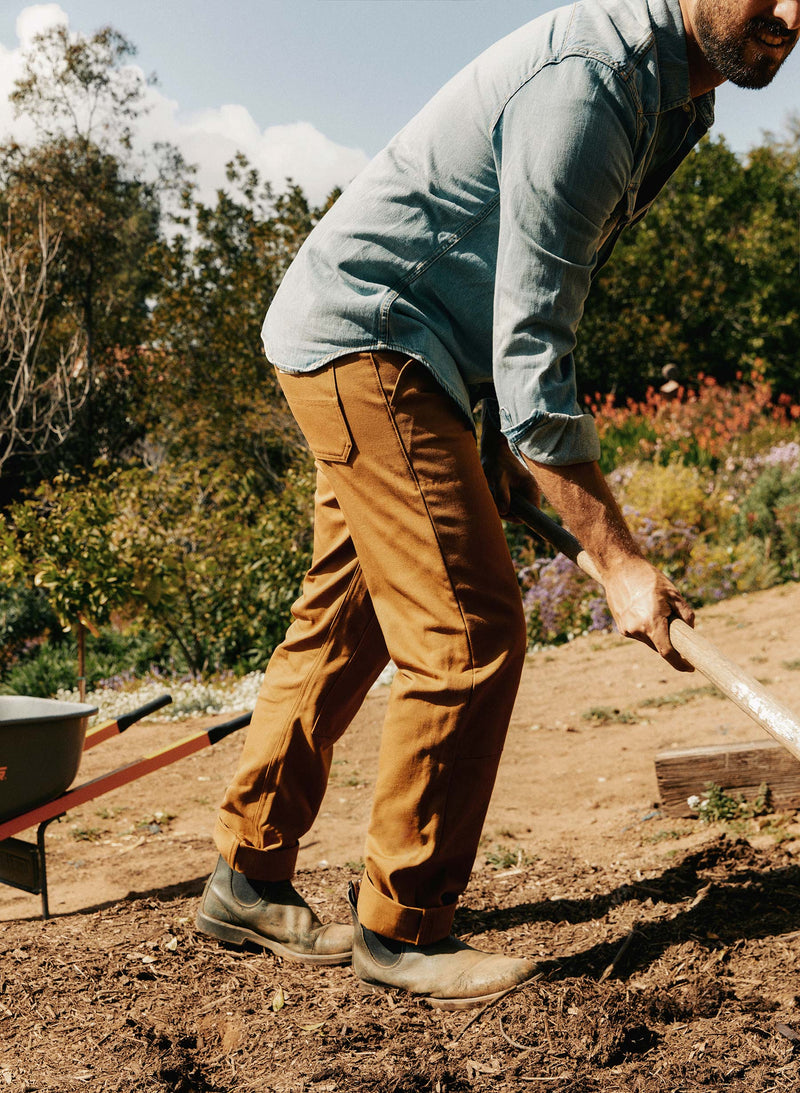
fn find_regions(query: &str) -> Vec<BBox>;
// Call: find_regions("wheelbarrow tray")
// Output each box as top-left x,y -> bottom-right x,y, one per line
0,694 -> 251,917
0,697 -> 98,822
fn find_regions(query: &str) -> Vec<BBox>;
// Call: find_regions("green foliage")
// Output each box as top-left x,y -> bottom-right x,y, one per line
9,23 -> 147,152
518,425 -> 800,648
615,458 -> 725,532
0,470 -> 140,632
577,131 -> 800,399
483,844 -> 534,870
639,686 -> 717,709
688,782 -> 773,824
0,639 -> 76,697
0,23 -> 185,484
596,416 -> 659,475
733,463 -> 800,581
0,624 -> 164,697
613,460 -> 779,603
1,460 -> 315,676
106,461 -> 315,672
581,706 -> 638,725
0,582 -> 58,672
147,157 -> 329,494
0,138 -> 166,478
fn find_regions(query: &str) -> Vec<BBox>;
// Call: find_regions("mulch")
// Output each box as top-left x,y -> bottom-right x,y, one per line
2,835 -> 800,1092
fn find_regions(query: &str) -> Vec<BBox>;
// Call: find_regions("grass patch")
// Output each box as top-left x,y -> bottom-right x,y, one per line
135,810 -> 176,832
757,819 -> 793,844
95,806 -> 126,820
344,774 -> 368,788
71,826 -> 104,842
643,827 -> 694,844
639,685 -> 718,709
483,844 -> 534,870
582,706 -> 638,725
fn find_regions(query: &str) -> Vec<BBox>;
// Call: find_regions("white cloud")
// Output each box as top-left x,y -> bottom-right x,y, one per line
1,5 -> 369,207
0,7 -> 70,148
16,3 -> 67,45
140,89 -> 367,206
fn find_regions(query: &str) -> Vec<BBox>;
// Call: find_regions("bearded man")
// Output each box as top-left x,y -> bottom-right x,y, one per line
198,0 -> 799,1009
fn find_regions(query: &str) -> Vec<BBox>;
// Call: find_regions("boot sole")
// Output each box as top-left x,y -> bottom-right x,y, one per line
358,980 -> 523,1011
195,909 -> 352,966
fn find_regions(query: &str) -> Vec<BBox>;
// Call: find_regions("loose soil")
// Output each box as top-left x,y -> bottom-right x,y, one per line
3,583 -> 800,1091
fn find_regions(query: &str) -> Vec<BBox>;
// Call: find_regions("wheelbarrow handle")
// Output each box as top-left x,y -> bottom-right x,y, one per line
83,693 -> 173,751
509,492 -> 800,764
116,694 -> 173,732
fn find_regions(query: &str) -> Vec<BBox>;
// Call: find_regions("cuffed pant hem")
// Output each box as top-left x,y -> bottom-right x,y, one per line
356,872 -> 455,946
214,818 -> 299,881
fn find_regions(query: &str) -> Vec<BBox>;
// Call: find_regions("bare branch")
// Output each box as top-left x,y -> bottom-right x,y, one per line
0,206 -> 87,470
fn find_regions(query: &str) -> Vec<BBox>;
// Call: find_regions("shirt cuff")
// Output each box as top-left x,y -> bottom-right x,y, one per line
502,409 -> 601,466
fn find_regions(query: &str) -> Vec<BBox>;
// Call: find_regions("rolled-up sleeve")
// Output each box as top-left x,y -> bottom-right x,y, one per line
492,56 -> 637,465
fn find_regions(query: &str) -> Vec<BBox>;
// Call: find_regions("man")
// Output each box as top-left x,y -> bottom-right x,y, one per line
197,0 -> 798,1009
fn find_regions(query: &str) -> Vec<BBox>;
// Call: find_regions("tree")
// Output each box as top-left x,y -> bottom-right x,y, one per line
0,468 -> 140,696
147,158 -> 334,493
575,133 -> 800,400
1,23 -> 185,483
10,24 -> 147,154
0,205 -> 86,472
0,459 -> 315,679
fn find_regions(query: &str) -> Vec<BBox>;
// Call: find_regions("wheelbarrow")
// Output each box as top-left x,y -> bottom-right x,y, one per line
0,693 -> 251,917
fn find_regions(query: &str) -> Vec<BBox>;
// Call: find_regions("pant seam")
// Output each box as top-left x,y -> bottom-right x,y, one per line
366,352 -> 478,691
364,351 -> 480,880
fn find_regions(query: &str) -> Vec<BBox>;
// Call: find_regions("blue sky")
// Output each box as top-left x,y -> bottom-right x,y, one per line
0,2 -> 797,204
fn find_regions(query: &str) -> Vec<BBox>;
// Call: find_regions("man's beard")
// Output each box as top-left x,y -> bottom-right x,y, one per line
694,5 -> 798,89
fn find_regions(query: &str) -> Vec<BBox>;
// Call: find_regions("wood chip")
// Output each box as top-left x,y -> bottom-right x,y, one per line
600,927 -> 637,981
776,1022 -> 800,1044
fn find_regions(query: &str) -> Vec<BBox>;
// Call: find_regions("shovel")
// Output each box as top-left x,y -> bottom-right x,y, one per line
510,493 -> 800,765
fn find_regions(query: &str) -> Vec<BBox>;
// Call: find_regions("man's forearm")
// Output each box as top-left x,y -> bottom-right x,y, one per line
523,456 -> 695,672
523,458 -> 642,579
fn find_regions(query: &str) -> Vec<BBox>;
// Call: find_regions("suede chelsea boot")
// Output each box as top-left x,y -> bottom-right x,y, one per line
196,856 -> 352,965
348,883 -> 542,1009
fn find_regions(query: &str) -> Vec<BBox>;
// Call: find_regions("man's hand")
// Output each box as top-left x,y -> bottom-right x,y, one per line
480,416 -> 540,517
603,555 -> 695,673
524,457 -> 696,672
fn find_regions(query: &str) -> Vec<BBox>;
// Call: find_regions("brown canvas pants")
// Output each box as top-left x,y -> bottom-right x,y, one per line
214,351 -> 527,945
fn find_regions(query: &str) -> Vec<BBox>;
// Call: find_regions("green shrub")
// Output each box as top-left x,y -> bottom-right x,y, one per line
733,463 -> 800,581
0,626 -> 168,698
0,641 -> 78,697
1,459 -> 315,677
613,458 -> 730,535
0,582 -> 60,672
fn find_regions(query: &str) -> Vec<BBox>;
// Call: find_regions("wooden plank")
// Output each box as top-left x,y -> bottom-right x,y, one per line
655,739 -> 800,818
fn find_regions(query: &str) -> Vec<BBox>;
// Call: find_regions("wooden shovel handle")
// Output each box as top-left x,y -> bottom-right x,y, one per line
510,494 -> 800,764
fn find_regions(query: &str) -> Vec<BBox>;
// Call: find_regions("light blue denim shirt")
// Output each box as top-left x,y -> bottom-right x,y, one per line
262,0 -> 714,465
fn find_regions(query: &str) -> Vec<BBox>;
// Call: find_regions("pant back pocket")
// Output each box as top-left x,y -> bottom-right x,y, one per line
276,365 -> 353,463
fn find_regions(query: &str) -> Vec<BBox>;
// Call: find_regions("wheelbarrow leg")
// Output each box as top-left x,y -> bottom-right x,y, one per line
37,816 -> 59,919
0,814 -> 62,919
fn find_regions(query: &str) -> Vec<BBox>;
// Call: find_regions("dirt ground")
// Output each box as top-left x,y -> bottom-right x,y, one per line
3,583 -> 800,1091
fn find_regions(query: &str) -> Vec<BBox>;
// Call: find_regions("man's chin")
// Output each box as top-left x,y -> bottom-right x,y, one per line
727,56 -> 788,88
